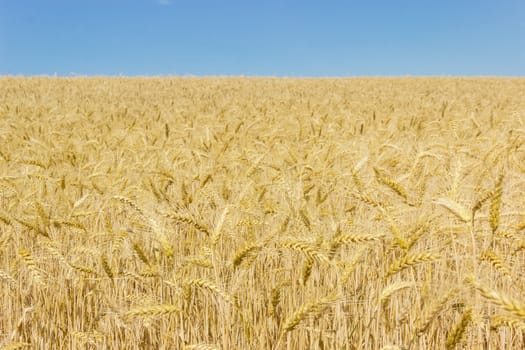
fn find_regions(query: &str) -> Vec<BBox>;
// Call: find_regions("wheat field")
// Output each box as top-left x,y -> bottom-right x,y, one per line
0,77 -> 524,349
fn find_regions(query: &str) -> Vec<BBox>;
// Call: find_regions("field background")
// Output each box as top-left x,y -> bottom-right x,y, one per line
0,77 -> 524,349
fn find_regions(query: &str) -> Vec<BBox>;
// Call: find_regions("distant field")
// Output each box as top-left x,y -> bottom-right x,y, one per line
0,77 -> 524,349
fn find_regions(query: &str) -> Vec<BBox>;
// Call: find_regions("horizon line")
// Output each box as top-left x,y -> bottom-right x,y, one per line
1,74 -> 524,79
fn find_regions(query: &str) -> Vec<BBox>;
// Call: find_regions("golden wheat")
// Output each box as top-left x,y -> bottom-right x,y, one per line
0,77 -> 523,348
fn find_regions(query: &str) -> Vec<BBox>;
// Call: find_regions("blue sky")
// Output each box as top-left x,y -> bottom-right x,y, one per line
0,0 -> 523,76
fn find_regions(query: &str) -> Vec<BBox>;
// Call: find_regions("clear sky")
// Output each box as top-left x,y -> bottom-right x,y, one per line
0,0 -> 524,76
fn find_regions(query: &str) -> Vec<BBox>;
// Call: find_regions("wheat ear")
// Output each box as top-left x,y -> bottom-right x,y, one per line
187,278 -> 233,303
124,304 -> 181,319
0,269 -> 15,284
18,249 -> 46,285
479,250 -> 512,280
282,295 -> 338,333
466,276 -> 525,320
489,175 -> 503,234
374,167 -> 408,201
434,198 -> 470,223
232,242 -> 262,267
380,346 -> 407,350
280,239 -> 329,263
386,252 -> 439,278
101,254 -> 114,283
415,289 -> 455,336
183,344 -> 220,350
0,342 -> 31,350
381,281 -> 416,306
445,307 -> 472,349
334,233 -> 382,245
71,330 -> 105,344
491,315 -> 525,332
301,257 -> 314,285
